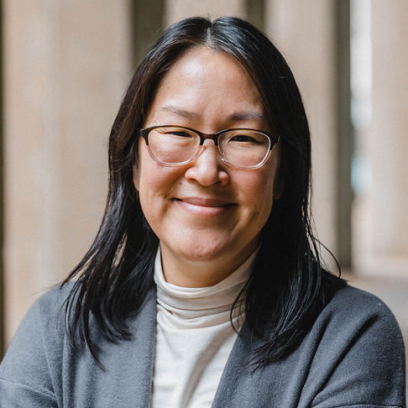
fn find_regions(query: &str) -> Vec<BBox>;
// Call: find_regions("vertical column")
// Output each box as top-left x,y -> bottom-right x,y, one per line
164,0 -> 245,26
265,0 -> 339,260
353,0 -> 408,276
3,0 -> 132,343
335,0 -> 353,268
245,0 -> 266,29
132,0 -> 165,66
4,0 -> 62,344
0,0 -> 4,357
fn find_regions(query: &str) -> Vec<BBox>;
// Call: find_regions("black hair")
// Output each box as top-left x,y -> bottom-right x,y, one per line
62,16 -> 346,366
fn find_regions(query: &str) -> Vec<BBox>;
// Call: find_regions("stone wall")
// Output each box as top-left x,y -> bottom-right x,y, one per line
3,0 -> 132,343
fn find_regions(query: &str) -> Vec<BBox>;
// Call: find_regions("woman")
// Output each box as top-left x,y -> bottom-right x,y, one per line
0,16 -> 405,407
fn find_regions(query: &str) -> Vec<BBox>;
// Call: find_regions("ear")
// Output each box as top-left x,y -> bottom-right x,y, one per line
132,165 -> 139,191
132,137 -> 142,191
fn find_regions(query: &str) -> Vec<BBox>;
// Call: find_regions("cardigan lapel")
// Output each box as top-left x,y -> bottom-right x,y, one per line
211,321 -> 260,408
124,288 -> 157,407
210,322 -> 297,408
87,288 -> 157,408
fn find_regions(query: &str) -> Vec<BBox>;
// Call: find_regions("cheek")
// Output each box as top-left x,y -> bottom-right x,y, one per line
134,142 -> 161,195
237,161 -> 279,223
230,174 -> 272,231
135,144 -> 184,206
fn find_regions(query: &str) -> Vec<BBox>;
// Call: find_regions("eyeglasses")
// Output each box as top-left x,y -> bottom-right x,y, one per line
139,125 -> 280,169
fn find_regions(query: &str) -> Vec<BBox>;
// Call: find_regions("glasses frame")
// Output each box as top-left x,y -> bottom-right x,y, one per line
139,125 -> 280,169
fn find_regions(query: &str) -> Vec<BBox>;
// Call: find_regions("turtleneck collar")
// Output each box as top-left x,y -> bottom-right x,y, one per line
153,248 -> 256,327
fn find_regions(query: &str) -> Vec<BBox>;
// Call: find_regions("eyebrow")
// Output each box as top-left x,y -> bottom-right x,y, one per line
229,111 -> 268,122
158,105 -> 268,123
158,106 -> 200,119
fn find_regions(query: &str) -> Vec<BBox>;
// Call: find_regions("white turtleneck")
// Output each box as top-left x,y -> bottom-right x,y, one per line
151,249 -> 255,408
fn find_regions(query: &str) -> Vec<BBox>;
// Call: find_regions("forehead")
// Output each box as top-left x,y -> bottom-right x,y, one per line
145,46 -> 266,128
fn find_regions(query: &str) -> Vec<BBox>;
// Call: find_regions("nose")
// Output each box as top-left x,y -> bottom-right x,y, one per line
184,139 -> 229,186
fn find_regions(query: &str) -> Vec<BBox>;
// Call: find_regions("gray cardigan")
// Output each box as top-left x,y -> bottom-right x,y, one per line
0,284 -> 406,407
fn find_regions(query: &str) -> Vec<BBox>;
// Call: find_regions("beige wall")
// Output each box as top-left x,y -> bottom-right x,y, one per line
164,0 -> 245,25
3,0 -> 132,343
266,0 -> 338,259
353,0 -> 408,276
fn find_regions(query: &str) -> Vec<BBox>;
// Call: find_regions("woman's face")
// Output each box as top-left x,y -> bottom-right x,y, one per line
134,47 -> 282,287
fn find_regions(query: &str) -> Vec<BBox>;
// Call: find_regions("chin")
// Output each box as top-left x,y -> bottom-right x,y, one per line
180,246 -> 226,264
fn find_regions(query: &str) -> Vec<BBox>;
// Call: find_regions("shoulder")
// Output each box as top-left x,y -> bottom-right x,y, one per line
12,283 -> 77,339
1,282 -> 75,354
329,284 -> 392,310
0,283 -> 76,404
306,285 -> 406,407
0,282 -> 157,406
5,283 -> 75,345
32,282 -> 76,316
321,284 -> 402,333
313,285 -> 405,358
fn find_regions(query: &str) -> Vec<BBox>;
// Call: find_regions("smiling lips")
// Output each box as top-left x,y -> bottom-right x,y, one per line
176,197 -> 235,216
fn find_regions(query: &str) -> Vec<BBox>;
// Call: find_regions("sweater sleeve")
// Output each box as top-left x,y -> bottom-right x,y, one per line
309,288 -> 406,408
0,287 -> 67,407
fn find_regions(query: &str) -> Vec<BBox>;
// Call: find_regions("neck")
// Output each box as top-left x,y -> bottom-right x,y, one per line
159,241 -> 258,287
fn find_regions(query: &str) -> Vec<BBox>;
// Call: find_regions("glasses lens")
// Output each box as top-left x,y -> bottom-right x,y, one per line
219,130 -> 271,168
148,126 -> 199,164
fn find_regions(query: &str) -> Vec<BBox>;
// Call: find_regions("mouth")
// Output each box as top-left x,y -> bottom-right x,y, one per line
175,197 -> 235,216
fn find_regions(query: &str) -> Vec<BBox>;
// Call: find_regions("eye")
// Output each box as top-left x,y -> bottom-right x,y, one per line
230,135 -> 256,142
158,127 -> 196,139
169,131 -> 193,138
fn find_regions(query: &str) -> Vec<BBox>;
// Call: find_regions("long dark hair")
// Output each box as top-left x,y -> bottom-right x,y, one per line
62,16 -> 345,365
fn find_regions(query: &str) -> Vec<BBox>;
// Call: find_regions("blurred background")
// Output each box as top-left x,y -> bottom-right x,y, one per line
0,0 -> 407,379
